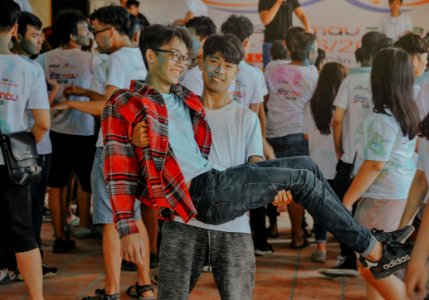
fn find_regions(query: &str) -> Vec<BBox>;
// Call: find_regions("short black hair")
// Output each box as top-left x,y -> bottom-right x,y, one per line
90,5 -> 130,36
53,9 -> 87,45
358,31 -> 387,62
126,0 -> 140,8
17,12 -> 42,37
394,33 -> 429,56
0,0 -> 21,31
314,48 -> 326,70
203,33 -> 244,65
389,0 -> 403,4
372,37 -> 393,57
285,26 -> 305,51
270,41 -> 288,60
220,15 -> 253,42
185,16 -> 216,40
139,24 -> 192,68
288,32 -> 316,62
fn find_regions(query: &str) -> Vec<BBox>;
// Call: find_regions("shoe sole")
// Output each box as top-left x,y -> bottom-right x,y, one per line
319,269 -> 359,277
254,249 -> 273,256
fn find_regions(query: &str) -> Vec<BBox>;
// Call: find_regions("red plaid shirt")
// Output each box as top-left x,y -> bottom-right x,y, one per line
101,81 -> 211,238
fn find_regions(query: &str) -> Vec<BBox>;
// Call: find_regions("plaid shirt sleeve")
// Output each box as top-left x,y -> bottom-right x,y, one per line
102,90 -> 142,238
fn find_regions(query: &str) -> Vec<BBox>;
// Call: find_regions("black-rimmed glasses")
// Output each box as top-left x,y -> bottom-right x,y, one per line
93,27 -> 112,36
152,49 -> 192,66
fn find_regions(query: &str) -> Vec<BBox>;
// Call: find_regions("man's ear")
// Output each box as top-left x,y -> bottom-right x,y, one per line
146,48 -> 156,65
242,38 -> 250,49
70,33 -> 77,42
198,55 -> 204,71
10,23 -> 18,38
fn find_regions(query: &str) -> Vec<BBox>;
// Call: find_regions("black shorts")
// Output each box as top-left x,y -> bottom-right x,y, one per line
48,131 -> 96,192
0,166 -> 39,253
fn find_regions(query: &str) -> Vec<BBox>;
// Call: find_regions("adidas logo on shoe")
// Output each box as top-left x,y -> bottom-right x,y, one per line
382,255 -> 410,270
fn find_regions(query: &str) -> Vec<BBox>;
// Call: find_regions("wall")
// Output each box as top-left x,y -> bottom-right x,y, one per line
29,0 -> 51,27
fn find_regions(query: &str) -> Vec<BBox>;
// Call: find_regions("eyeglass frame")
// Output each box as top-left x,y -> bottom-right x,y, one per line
93,27 -> 112,36
152,48 -> 192,66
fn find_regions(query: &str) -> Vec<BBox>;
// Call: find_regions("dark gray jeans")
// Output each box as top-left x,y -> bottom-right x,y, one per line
158,221 -> 255,300
190,156 -> 375,256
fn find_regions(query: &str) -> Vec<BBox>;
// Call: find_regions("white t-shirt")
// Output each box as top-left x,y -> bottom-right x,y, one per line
264,59 -> 290,78
303,103 -> 337,180
266,63 -> 318,138
415,83 -> 429,121
36,48 -> 100,136
96,47 -> 147,148
22,56 -> 52,155
417,138 -> 429,203
185,0 -> 208,16
0,54 -> 50,165
333,67 -> 372,164
181,65 -> 236,98
380,14 -> 413,42
234,61 -> 267,108
174,101 -> 263,233
354,110 -> 416,200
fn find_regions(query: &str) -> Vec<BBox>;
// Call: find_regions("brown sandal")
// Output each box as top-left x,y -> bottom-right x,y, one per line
126,282 -> 155,300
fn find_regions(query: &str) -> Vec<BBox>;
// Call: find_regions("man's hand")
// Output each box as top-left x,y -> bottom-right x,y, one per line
272,190 -> 293,209
132,121 -> 149,147
121,233 -> 146,264
51,101 -> 70,110
404,253 -> 428,300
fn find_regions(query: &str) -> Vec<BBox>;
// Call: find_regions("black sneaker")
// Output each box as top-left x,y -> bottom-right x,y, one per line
150,252 -> 158,269
367,241 -> 413,279
319,256 -> 359,277
254,243 -> 274,256
267,223 -> 279,238
372,225 -> 415,244
360,225 -> 415,268
52,237 -> 76,253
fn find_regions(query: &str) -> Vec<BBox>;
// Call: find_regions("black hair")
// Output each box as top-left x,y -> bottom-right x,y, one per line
126,0 -> 140,8
270,40 -> 288,60
394,33 -> 429,56
0,0 -> 21,31
389,0 -> 403,3
90,5 -> 130,36
137,13 -> 150,28
185,16 -> 216,40
310,62 -> 348,134
17,12 -> 42,37
371,48 -> 420,139
288,32 -> 316,62
203,33 -> 244,65
53,9 -> 87,46
358,31 -> 387,63
139,24 -> 193,68
372,37 -> 394,57
220,15 -> 253,42
314,48 -> 326,71
285,26 -> 305,51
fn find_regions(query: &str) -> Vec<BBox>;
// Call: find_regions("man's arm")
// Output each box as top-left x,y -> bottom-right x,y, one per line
259,0 -> 284,26
399,170 -> 428,228
294,6 -> 310,32
30,109 -> 50,143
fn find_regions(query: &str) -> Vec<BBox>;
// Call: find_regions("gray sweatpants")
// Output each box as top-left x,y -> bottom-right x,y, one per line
158,220 -> 255,300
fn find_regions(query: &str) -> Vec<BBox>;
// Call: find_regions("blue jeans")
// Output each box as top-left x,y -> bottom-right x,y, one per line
267,133 -> 309,158
263,42 -> 273,67
189,156 -> 375,256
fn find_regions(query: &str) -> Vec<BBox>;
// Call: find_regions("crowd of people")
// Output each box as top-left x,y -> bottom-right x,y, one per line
1,0 -> 429,299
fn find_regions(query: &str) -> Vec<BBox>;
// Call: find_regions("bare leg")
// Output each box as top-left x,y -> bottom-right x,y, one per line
48,187 -> 66,239
141,206 -> 158,254
76,186 -> 91,229
102,224 -> 121,295
135,220 -> 154,298
16,248 -> 44,300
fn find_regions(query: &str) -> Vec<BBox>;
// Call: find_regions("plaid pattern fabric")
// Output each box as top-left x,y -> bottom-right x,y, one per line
102,80 -> 211,237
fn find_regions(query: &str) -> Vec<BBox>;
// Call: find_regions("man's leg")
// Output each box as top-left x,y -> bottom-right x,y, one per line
16,249 -> 43,300
158,221 -> 207,300
191,156 -> 374,255
210,230 -> 255,300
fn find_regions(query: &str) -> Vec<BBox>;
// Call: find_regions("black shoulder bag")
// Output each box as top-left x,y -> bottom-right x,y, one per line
0,129 -> 42,185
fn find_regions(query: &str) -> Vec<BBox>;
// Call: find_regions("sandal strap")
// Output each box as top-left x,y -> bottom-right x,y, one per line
135,283 -> 154,294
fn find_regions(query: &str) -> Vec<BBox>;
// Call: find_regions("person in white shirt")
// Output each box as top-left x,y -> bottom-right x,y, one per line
0,1 -> 50,297
176,0 -> 208,25
36,9 -> 98,254
265,31 -> 318,249
380,0 -> 412,41
52,6 -> 152,300
304,62 -> 347,263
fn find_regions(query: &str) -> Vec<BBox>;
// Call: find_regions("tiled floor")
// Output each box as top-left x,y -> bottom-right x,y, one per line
1,214 -> 367,300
